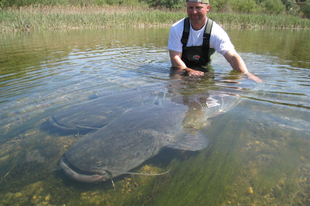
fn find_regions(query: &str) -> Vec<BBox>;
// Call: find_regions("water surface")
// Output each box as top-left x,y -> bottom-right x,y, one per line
0,28 -> 309,206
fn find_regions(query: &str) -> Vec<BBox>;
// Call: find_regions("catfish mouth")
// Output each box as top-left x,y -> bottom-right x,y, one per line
60,156 -> 110,183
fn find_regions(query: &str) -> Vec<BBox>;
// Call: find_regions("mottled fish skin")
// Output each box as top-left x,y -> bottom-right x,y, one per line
56,88 -> 239,183
50,88 -> 171,132
61,101 -> 209,182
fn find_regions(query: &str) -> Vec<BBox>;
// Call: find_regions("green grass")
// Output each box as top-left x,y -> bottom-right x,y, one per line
0,5 -> 309,32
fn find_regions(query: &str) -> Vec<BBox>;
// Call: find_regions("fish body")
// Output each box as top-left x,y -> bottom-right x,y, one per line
60,101 -> 208,182
52,87 -> 239,183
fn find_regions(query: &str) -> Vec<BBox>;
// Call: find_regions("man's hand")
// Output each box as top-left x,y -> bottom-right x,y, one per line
169,50 -> 205,76
245,72 -> 262,83
185,68 -> 204,76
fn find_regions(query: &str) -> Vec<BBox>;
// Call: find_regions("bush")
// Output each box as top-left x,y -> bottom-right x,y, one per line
281,0 -> 296,10
210,0 -> 230,12
141,0 -> 185,9
260,0 -> 286,14
301,0 -> 310,18
230,0 -> 261,13
211,0 -> 260,13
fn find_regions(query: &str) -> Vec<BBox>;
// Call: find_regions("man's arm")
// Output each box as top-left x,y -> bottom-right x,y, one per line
224,51 -> 262,83
169,50 -> 204,76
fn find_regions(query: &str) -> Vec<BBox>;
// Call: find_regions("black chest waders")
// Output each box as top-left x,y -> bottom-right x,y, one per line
181,18 -> 216,70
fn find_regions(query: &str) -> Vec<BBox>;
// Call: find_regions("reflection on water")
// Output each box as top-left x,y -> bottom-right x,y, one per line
227,29 -> 310,69
0,28 -> 309,206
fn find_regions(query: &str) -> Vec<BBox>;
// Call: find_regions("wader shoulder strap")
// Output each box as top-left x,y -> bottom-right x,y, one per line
181,17 -> 213,48
181,17 -> 190,48
203,19 -> 213,49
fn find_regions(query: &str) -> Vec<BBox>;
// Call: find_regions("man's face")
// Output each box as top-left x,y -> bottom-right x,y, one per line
186,2 -> 210,25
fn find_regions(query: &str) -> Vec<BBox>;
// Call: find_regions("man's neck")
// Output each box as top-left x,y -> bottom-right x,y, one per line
190,18 -> 207,30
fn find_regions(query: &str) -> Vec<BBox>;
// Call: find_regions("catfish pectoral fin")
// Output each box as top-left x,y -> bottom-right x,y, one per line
167,131 -> 208,151
49,115 -> 77,131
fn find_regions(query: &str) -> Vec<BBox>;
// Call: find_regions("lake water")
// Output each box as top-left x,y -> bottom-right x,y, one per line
0,27 -> 309,206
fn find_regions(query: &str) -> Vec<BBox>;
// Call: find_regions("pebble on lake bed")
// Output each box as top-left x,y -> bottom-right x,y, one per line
14,192 -> 22,198
45,194 -> 50,201
249,187 -> 254,194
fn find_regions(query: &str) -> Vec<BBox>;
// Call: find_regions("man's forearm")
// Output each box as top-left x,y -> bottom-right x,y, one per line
224,51 -> 249,74
169,50 -> 187,69
224,51 -> 262,83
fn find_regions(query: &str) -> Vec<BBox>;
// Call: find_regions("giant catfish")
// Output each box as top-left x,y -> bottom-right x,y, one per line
57,90 -> 239,183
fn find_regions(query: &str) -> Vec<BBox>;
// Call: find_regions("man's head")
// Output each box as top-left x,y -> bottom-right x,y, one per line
186,0 -> 210,29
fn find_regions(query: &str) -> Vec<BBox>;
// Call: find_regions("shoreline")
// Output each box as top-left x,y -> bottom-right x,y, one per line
1,5 -> 309,32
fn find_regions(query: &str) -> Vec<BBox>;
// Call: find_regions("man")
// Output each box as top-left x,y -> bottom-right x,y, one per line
168,0 -> 262,83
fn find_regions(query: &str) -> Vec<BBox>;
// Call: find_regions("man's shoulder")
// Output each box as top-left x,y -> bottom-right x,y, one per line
171,18 -> 186,30
211,20 -> 226,34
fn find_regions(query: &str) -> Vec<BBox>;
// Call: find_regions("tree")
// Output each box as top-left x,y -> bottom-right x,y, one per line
301,0 -> 310,18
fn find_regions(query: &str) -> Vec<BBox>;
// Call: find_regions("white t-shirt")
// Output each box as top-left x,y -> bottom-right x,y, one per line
168,18 -> 236,56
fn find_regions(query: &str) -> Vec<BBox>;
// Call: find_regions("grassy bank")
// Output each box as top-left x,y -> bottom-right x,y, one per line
0,5 -> 309,32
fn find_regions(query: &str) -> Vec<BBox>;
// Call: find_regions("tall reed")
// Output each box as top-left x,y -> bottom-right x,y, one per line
0,5 -> 309,32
